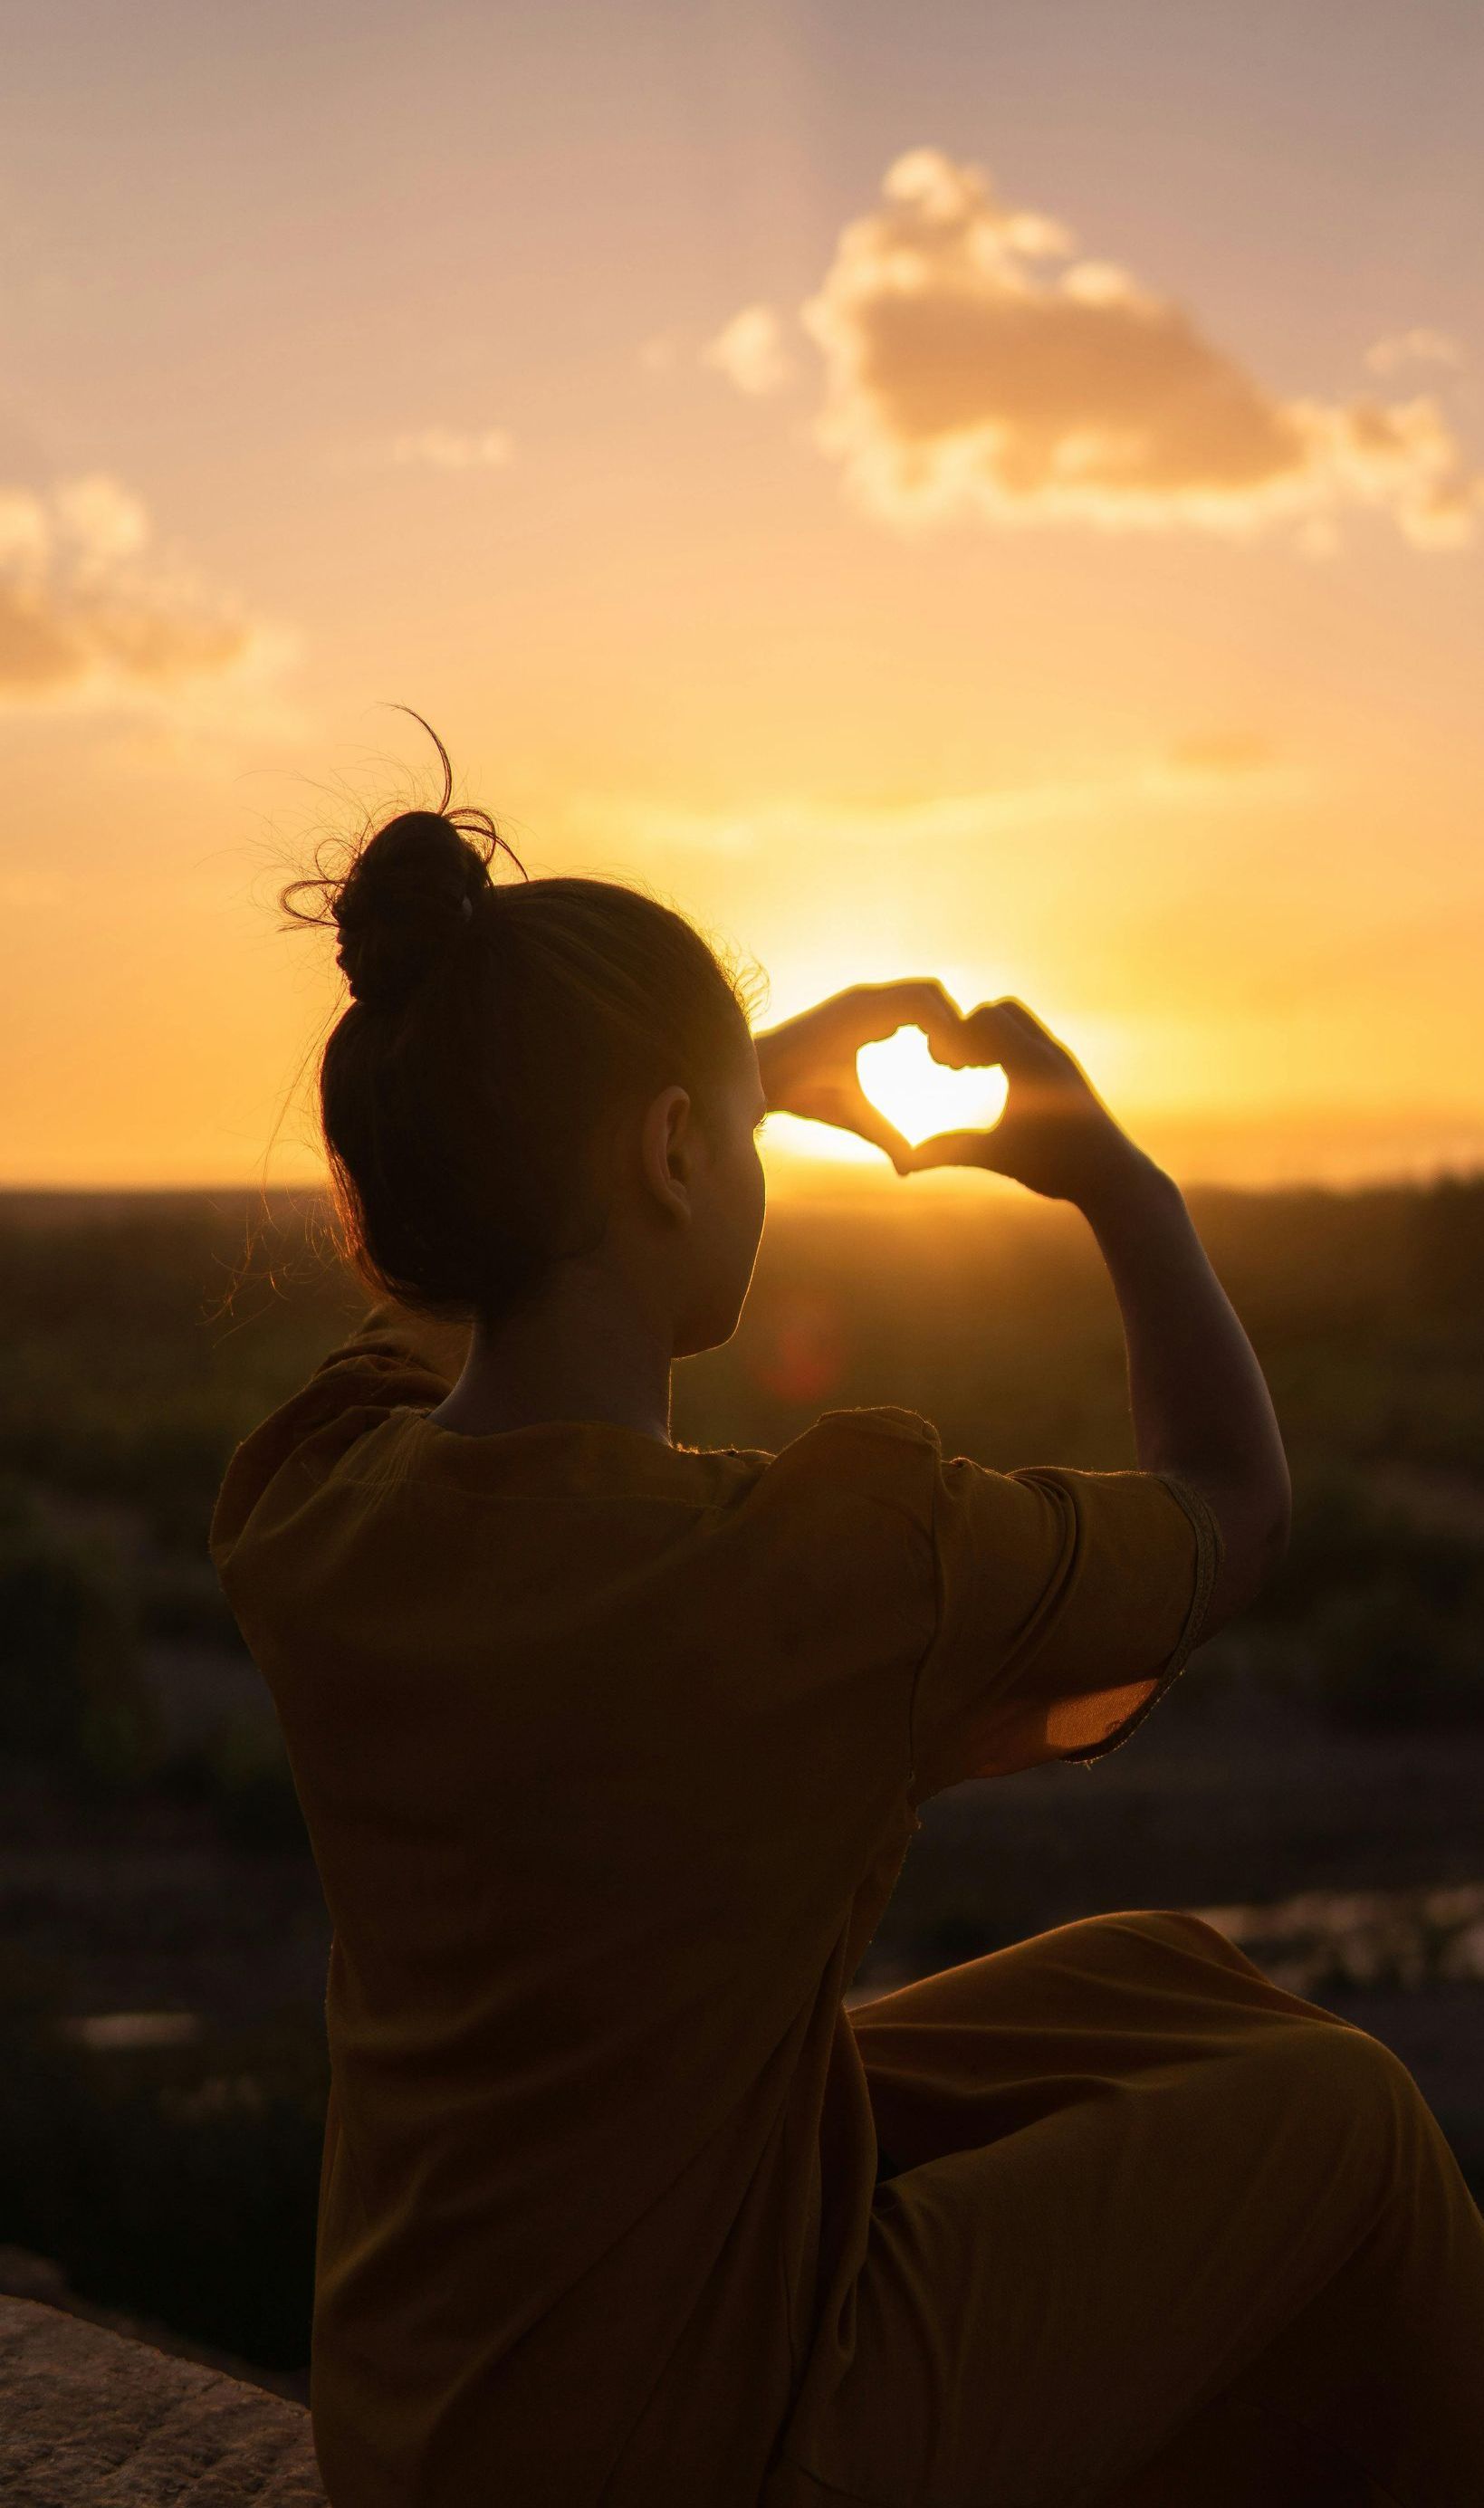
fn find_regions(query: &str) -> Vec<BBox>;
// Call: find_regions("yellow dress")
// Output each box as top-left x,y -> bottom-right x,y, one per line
209,1302 -> 1484,2507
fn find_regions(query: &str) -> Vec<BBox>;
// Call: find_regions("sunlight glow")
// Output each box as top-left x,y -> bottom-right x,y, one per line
762,1113 -> 877,1166
4,20 -> 1481,1192
857,1027 -> 1009,1147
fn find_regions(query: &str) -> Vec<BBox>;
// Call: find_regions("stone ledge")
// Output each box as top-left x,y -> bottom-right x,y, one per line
0,2295 -> 326,2505
0,2248 -> 309,2407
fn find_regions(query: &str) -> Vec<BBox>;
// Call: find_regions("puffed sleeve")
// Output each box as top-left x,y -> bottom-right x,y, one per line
908,1453 -> 1222,1804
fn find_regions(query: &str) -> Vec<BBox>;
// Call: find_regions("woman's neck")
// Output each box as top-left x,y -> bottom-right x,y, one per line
426,1265 -> 674,1443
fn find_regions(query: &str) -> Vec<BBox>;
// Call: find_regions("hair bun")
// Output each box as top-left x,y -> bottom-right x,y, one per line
332,810 -> 487,1010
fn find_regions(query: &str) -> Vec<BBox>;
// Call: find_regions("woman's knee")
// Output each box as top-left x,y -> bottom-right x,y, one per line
1143,1909 -> 1248,1961
1249,2009 -> 1431,2187
1104,1906 -> 1263,1978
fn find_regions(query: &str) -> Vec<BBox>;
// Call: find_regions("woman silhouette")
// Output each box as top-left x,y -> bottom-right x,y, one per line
212,729 -> 1484,2507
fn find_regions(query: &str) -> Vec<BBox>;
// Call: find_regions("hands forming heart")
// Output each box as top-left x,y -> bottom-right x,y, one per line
752,981 -> 1147,1210
751,981 -> 975,1176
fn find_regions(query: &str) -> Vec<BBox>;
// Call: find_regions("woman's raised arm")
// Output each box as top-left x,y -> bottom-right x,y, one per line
912,999 -> 1291,1632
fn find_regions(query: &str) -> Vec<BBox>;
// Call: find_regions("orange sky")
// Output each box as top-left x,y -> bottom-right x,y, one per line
2,3 -> 1481,1191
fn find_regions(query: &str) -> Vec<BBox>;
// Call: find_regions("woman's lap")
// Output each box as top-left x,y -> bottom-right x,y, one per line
770,1910 -> 1484,2508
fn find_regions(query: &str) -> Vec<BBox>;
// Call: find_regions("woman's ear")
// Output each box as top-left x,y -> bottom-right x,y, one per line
639,1085 -> 694,1224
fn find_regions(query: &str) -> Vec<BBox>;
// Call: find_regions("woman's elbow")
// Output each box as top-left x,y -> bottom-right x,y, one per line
1246,1479 -> 1292,1598
1202,1469 -> 1292,1630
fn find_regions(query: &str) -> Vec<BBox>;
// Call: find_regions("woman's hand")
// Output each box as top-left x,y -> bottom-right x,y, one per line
754,980 -> 971,1176
908,998 -> 1154,1212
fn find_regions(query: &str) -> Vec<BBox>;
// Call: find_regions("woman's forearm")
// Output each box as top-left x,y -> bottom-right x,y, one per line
896,988 -> 1289,1627
1078,1154 -> 1291,1623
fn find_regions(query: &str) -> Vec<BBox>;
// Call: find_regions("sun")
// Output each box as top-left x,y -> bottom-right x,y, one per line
857,1026 -> 1009,1148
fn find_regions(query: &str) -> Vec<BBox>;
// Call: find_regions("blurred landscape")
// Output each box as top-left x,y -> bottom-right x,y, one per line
3,1173 -> 1483,2388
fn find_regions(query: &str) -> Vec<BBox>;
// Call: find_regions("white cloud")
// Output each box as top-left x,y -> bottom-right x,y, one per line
567,742 -> 1300,860
1364,328 -> 1464,377
703,304 -> 795,397
388,426 -> 513,471
0,473 -> 281,707
792,148 -> 1482,548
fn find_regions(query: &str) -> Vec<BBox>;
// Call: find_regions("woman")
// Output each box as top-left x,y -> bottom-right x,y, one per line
211,736 -> 1484,2508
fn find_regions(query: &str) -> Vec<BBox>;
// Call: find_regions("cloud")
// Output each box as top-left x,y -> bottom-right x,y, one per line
0,474 -> 278,707
387,426 -> 513,470
703,304 -> 794,397
567,742 -> 1300,861
785,148 -> 1481,547
1364,328 -> 1464,377
1163,731 -> 1277,777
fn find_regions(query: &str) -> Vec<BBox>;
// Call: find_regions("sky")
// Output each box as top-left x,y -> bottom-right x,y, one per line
2,0 -> 1482,1191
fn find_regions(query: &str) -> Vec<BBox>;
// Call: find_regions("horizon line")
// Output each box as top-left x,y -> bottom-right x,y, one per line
3,1163 -> 1482,1203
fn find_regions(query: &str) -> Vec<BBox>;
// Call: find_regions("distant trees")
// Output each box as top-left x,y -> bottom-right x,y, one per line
1410,1173 -> 1484,1320
165,1714 -> 308,1852
1253,1473 -> 1484,1729
0,1477 -> 162,1785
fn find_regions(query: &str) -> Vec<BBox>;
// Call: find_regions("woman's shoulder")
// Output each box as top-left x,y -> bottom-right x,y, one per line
741,1402 -> 945,1529
208,1302 -> 464,1573
809,1401 -> 942,1449
693,1402 -> 941,1475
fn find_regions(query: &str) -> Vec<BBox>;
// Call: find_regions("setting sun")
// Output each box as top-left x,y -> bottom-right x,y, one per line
857,1026 -> 1010,1148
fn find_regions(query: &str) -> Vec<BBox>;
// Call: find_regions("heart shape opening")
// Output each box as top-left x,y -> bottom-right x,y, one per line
857,1026 -> 1009,1149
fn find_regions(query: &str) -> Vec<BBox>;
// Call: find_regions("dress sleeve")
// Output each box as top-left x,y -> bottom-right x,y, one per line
908,1454 -> 1222,1803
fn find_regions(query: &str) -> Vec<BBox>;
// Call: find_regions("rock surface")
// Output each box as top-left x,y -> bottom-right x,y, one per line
0,2249 -> 309,2405
0,2296 -> 326,2505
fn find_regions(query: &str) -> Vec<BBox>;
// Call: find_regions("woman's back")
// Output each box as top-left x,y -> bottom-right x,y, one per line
209,1299 -> 1216,2506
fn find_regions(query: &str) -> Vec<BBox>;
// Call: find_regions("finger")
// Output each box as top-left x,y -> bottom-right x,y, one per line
856,979 -> 968,1064
958,1002 -> 1028,1070
904,1127 -> 1010,1175
996,999 -> 1071,1063
961,1000 -> 1057,1074
799,1069 -> 921,1172
842,1094 -> 918,1176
